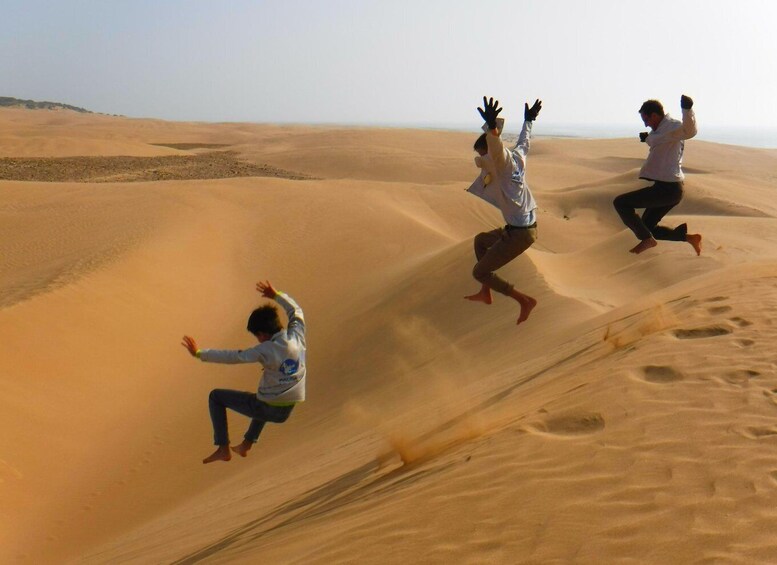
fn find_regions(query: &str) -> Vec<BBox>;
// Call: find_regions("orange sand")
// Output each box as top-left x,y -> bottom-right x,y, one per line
2,108 -> 777,564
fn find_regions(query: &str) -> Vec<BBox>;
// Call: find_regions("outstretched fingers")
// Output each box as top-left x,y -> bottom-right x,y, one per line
256,280 -> 277,298
181,335 -> 198,355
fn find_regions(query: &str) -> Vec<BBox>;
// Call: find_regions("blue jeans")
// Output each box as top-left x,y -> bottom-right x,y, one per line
208,389 -> 294,446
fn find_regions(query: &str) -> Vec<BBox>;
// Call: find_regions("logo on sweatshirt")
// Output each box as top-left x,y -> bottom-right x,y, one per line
280,358 -> 299,376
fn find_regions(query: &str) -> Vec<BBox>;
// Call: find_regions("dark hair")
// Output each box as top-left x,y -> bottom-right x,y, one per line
246,305 -> 282,335
638,99 -> 664,117
473,133 -> 487,152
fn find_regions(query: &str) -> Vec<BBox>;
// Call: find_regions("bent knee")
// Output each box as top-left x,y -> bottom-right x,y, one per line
472,264 -> 489,283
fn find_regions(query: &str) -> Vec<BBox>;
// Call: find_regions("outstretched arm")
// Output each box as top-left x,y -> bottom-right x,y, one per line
257,280 -> 305,340
478,96 -> 507,165
673,94 -> 697,139
515,99 -> 542,156
182,332 -> 270,364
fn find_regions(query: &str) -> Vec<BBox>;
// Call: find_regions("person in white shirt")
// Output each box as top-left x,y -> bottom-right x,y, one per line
181,280 -> 306,464
464,96 -> 542,326
613,95 -> 702,255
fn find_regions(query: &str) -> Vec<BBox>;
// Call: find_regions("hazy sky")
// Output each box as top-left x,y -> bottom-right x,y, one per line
2,0 -> 776,130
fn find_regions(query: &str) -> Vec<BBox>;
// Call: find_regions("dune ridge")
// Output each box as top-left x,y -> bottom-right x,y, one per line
2,108 -> 777,563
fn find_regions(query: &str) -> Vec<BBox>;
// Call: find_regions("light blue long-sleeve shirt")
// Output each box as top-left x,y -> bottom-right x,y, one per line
199,292 -> 306,404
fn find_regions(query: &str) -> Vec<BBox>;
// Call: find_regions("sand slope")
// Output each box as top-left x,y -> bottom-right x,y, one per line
2,109 -> 777,564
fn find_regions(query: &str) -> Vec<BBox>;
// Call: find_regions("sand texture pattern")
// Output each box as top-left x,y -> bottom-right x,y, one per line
0,151 -> 314,183
2,108 -> 777,564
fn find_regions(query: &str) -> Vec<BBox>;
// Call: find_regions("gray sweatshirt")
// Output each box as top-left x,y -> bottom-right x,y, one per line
467,119 -> 538,227
199,292 -> 306,404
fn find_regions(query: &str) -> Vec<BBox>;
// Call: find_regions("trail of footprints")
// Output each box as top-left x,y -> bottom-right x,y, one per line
631,295 -> 760,385
647,295 -> 777,451
531,296 -> 761,440
671,295 -> 754,343
523,294 -> 777,491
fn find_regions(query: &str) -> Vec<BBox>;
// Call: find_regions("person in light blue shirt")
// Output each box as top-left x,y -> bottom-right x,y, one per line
182,280 -> 306,464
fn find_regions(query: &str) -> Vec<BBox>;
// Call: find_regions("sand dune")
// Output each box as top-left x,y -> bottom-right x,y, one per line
2,108 -> 777,563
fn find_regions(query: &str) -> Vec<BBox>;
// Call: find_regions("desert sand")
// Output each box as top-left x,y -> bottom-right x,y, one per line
2,107 -> 777,564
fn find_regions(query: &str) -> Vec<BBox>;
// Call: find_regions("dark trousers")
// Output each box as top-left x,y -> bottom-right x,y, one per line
208,388 -> 294,446
613,181 -> 688,242
472,225 -> 537,295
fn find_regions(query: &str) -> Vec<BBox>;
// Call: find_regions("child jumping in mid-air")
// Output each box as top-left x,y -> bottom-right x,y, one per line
465,95 -> 542,325
181,280 -> 306,464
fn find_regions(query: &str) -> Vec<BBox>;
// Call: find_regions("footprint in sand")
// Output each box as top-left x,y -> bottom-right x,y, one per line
640,365 -> 684,384
739,426 -> 777,440
730,317 -> 754,328
720,369 -> 760,385
737,339 -> 756,347
708,305 -> 733,315
672,326 -> 732,339
762,389 -> 777,407
704,296 -> 729,303
531,412 -> 605,436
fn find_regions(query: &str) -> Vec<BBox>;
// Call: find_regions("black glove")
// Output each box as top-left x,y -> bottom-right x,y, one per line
477,96 -> 502,130
680,94 -> 693,109
639,132 -> 649,142
524,99 -> 542,121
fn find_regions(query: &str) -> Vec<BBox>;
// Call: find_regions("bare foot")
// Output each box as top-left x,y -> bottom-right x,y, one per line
231,440 -> 253,458
203,445 -> 231,464
686,233 -> 702,256
464,284 -> 492,305
516,296 -> 537,325
509,289 -> 537,325
629,237 -> 658,254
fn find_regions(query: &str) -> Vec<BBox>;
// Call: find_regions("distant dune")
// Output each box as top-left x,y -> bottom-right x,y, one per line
2,107 -> 777,564
0,96 -> 91,113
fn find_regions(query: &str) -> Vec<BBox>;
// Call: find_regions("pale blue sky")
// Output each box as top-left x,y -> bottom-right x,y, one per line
1,0 -> 776,131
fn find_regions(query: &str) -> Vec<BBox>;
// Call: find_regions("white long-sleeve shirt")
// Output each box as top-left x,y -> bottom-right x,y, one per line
639,108 -> 697,182
467,119 -> 538,227
199,292 -> 306,404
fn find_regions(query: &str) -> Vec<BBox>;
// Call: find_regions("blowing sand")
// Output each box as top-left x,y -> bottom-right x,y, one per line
2,107 -> 777,564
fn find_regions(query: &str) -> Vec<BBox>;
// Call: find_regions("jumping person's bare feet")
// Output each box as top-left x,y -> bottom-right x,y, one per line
510,289 -> 537,325
231,440 -> 253,458
629,237 -> 658,254
203,445 -> 231,464
686,233 -> 702,256
464,284 -> 493,305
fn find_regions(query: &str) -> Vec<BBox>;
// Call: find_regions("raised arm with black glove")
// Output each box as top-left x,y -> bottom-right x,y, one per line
478,96 -> 502,130
524,99 -> 542,121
